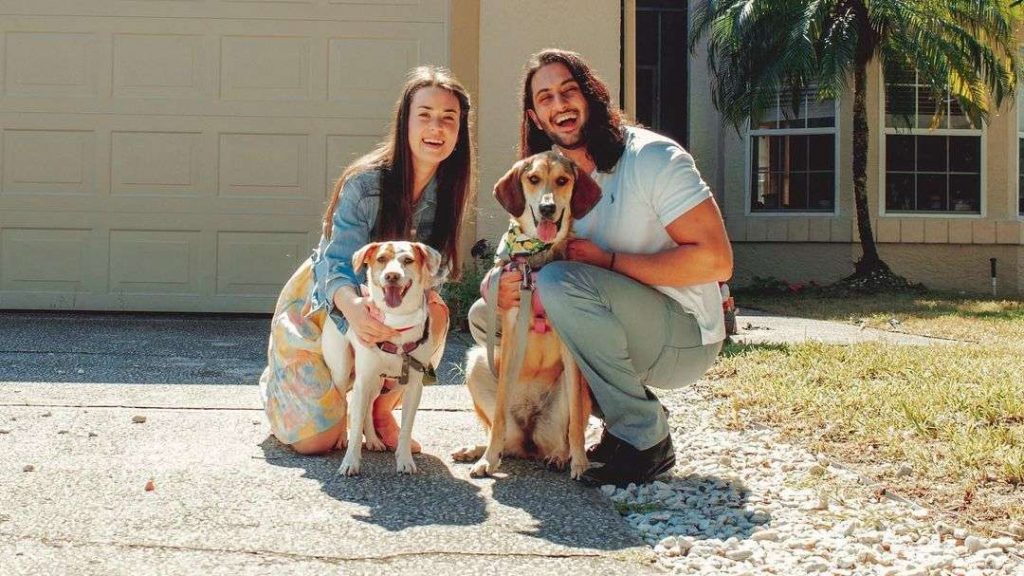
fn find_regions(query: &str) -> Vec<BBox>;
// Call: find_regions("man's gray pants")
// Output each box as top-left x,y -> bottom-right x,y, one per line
468,261 -> 723,451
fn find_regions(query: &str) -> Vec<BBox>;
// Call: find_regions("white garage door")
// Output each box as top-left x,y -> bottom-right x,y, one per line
0,0 -> 448,312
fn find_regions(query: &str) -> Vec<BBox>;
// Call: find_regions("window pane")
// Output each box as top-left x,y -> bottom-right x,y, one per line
948,98 -> 974,129
886,85 -> 916,127
636,67 -> 656,130
785,171 -> 808,210
917,91 -> 942,129
806,95 -> 835,128
949,136 -> 980,173
636,11 -> 659,66
949,174 -> 980,212
778,94 -> 805,129
763,173 -> 784,209
808,134 -> 834,171
886,173 -> 915,211
917,136 -> 947,172
886,135 -> 915,171
788,135 -> 807,171
808,172 -> 835,210
917,174 -> 948,211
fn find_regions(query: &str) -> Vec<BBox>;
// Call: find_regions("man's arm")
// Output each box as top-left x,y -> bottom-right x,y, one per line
567,196 -> 733,287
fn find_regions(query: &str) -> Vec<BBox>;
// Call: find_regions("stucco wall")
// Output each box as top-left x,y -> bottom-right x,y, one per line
474,0 -> 621,244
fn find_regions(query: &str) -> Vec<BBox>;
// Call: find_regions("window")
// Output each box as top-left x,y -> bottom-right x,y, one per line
749,88 -> 837,213
884,67 -> 982,214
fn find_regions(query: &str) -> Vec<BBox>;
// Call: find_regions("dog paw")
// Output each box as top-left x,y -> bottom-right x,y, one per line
451,445 -> 484,462
334,436 -> 349,450
469,457 -> 499,478
396,454 -> 418,475
569,456 -> 590,480
337,457 -> 361,477
364,436 -> 387,452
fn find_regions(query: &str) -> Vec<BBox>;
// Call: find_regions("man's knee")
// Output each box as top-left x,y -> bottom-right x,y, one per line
467,297 -> 489,347
536,261 -> 592,315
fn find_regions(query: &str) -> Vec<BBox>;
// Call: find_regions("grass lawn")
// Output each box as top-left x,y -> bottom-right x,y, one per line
710,290 -> 1024,537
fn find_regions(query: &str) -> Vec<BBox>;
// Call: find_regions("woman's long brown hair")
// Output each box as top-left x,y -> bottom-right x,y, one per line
519,49 -> 626,172
323,66 -> 473,278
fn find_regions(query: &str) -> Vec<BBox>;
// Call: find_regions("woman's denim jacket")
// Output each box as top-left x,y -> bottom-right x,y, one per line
308,169 -> 440,332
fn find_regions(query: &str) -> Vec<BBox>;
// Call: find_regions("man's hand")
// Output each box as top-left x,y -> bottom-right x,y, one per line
481,267 -> 523,311
496,269 -> 523,310
567,239 -> 613,269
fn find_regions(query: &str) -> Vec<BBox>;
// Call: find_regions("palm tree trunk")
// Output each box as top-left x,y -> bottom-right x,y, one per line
852,61 -> 886,275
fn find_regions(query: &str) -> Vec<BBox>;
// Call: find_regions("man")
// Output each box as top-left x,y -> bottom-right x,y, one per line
469,48 -> 732,487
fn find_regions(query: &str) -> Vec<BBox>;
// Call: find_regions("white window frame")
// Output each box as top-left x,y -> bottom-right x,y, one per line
745,90 -> 840,217
879,68 -> 986,219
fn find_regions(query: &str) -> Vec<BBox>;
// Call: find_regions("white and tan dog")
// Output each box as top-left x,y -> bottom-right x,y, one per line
454,151 -> 601,480
322,240 -> 442,476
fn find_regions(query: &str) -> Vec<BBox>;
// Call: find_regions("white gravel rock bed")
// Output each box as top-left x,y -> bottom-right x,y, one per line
602,386 -> 1024,575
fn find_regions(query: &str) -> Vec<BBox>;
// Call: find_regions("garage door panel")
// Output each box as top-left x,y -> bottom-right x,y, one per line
220,36 -> 314,101
0,227 -> 92,291
325,134 -> 380,194
218,133 -> 311,200
216,231 -> 309,296
109,230 -> 202,295
111,131 -> 203,196
4,31 -> 100,97
113,33 -> 206,99
2,129 -> 97,195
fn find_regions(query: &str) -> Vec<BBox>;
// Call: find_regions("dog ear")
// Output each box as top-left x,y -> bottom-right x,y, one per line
570,167 -> 602,219
412,243 -> 444,280
351,242 -> 380,273
493,161 -> 526,217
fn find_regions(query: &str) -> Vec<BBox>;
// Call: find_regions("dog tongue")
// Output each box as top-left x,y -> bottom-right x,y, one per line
537,221 -> 558,243
384,285 -> 403,308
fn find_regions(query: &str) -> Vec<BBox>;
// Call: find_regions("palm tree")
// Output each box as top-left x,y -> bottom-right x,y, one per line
690,0 -> 1019,288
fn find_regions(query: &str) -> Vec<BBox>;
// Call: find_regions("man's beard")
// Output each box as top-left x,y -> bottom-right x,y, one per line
547,127 -> 587,150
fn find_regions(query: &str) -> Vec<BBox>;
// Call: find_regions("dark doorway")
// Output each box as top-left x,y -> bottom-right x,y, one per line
634,0 -> 688,147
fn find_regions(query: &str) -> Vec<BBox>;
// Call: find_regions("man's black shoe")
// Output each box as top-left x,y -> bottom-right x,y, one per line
585,427 -> 624,464
579,433 -> 675,488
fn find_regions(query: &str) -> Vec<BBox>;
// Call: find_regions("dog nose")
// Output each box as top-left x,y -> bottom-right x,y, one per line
384,271 -> 401,284
539,202 -> 556,218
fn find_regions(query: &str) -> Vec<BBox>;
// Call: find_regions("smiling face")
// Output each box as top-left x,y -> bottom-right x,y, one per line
353,241 -> 442,313
527,63 -> 590,150
406,86 -> 461,172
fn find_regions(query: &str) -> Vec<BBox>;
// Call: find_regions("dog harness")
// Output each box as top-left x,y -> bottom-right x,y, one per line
376,316 -> 431,386
497,221 -> 553,334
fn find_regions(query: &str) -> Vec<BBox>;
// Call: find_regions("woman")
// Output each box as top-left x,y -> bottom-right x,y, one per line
260,66 -> 473,455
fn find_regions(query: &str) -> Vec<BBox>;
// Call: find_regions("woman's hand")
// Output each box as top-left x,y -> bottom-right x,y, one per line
334,288 -> 400,344
567,239 -> 613,269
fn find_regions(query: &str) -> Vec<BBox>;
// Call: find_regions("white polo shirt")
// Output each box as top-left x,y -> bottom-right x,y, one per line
574,126 -> 726,345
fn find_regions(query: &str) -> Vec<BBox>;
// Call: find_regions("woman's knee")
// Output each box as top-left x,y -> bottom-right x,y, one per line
289,422 -> 343,455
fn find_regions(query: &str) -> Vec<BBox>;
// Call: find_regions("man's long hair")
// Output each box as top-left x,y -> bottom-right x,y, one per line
323,66 -> 473,277
519,49 -> 626,172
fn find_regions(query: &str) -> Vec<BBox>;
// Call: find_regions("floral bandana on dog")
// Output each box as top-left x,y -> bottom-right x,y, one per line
500,222 -> 552,259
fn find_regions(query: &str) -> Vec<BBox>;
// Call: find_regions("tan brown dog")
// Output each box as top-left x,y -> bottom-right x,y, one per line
453,151 -> 601,479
